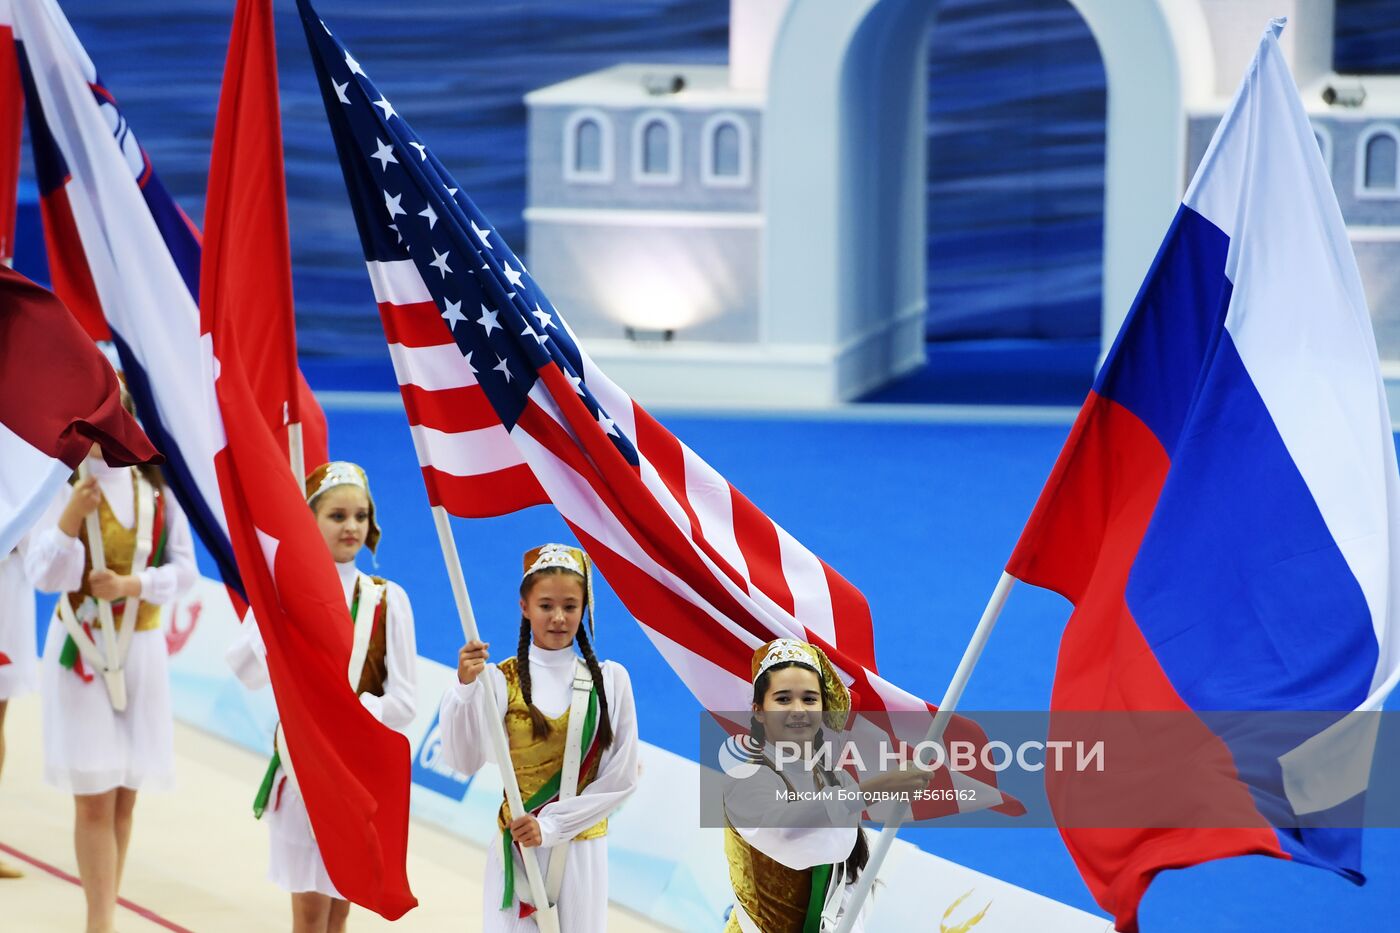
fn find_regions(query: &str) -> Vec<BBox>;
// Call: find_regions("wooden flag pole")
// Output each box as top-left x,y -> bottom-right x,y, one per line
429,505 -> 562,933
833,571 -> 1017,933
77,461 -> 128,711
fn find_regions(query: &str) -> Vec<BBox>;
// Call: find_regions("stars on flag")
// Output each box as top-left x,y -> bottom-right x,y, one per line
494,356 -> 513,383
384,191 -> 406,219
597,410 -> 617,436
333,80 -> 351,104
441,298 -> 466,330
373,95 -> 397,121
521,321 -> 547,345
477,305 -> 500,336
345,50 -> 364,76
502,262 -> 524,289
409,142 -> 428,161
371,138 -> 397,170
471,219 -> 493,249
429,248 -> 452,278
419,204 -> 438,229
532,303 -> 553,329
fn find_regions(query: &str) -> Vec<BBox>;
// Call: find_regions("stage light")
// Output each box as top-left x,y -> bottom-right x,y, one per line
623,326 -> 676,343
1322,83 -> 1366,108
642,73 -> 686,96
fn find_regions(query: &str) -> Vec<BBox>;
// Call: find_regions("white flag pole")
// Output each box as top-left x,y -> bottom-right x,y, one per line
833,571 -> 1017,933
429,505 -> 562,933
76,461 -> 128,711
288,420 -> 305,486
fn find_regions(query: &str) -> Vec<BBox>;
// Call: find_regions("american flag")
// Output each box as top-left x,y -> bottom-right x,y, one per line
299,0 -> 1016,817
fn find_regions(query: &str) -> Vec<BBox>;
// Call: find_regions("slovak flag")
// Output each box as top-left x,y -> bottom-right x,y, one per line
3,0 -> 327,594
1007,22 -> 1400,932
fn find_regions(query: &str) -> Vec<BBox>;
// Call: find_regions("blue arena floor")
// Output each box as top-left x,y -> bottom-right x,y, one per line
287,403 -> 1400,933
26,400 -> 1388,931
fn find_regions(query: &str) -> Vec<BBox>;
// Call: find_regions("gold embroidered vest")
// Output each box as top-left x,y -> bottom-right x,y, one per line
724,767 -> 839,933
66,474 -> 163,633
494,656 -> 608,840
353,575 -> 390,698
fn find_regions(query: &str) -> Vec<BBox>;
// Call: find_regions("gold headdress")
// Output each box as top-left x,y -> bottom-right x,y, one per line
751,638 -> 851,730
304,461 -> 381,553
522,543 -> 595,637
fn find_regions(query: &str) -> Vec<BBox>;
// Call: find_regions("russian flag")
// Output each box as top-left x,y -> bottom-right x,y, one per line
1008,22 -> 1400,932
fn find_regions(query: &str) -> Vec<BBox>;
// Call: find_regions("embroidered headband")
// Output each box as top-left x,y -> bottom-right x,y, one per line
522,542 -> 595,638
305,461 -> 381,553
751,638 -> 851,730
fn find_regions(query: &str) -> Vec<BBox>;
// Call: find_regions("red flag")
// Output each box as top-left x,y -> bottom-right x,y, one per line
0,19 -> 21,263
202,0 -> 327,473
0,266 -> 160,554
201,0 -> 414,918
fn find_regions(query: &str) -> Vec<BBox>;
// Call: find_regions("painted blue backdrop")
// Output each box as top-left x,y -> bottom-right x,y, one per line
15,0 -> 1109,356
18,1 -> 1398,363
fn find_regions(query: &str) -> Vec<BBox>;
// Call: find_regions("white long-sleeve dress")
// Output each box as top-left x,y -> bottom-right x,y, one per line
0,549 -> 37,700
226,558 -> 417,897
23,459 -> 197,794
438,642 -> 639,932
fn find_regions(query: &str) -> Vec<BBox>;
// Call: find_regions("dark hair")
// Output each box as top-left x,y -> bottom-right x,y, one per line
516,567 -> 614,750
751,660 -> 869,883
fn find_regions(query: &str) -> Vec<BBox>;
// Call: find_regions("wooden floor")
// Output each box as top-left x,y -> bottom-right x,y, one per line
0,694 -> 666,931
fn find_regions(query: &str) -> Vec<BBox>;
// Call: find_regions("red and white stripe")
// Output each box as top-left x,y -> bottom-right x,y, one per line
368,258 -> 1007,817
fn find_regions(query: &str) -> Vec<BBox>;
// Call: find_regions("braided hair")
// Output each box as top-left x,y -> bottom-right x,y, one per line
751,660 -> 869,883
516,566 -> 615,749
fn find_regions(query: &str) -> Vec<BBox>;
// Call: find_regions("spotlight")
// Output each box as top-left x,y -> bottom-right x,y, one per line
624,326 -> 675,344
1322,83 -> 1366,108
642,73 -> 686,96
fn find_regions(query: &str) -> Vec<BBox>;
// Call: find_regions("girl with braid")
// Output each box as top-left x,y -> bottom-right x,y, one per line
724,638 -> 928,933
227,461 -> 418,933
439,542 -> 639,932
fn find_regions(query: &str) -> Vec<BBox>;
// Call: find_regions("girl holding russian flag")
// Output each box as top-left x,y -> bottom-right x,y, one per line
23,396 -> 197,933
227,460 -> 418,933
439,543 -> 640,932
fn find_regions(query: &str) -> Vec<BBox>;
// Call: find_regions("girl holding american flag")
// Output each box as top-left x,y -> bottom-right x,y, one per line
439,543 -> 640,932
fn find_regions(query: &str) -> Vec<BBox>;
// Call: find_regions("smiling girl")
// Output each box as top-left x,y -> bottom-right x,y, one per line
724,638 -> 929,933
227,461 -> 418,933
438,542 -> 639,932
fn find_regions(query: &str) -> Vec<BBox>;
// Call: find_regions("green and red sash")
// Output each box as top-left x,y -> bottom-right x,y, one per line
501,684 -> 601,915
59,487 -> 168,675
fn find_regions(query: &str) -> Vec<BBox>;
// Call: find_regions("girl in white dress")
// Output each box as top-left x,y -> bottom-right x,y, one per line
723,638 -> 928,933
24,444 -> 196,933
0,547 -> 38,879
226,460 -> 417,933
440,542 -> 639,932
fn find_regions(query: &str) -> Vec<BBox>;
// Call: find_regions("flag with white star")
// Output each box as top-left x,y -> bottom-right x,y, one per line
299,0 -> 1020,829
